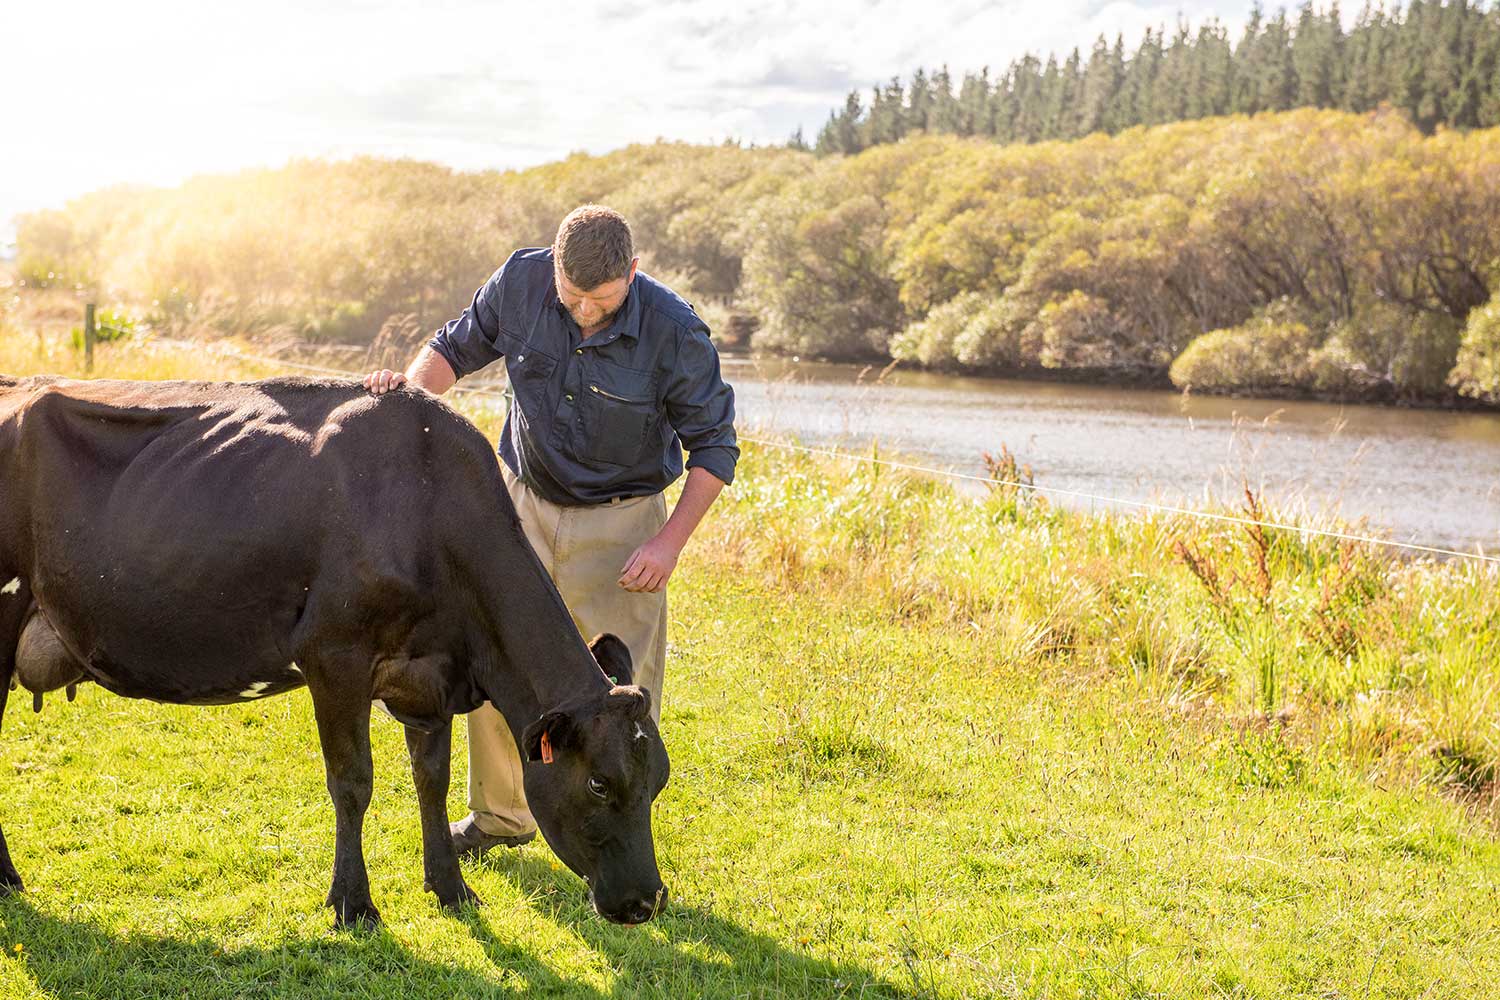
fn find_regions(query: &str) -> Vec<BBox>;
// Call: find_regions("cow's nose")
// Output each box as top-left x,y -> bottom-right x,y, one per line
623,885 -> 667,925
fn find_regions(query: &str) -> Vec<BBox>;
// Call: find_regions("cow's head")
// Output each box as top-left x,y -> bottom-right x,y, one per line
521,633 -> 670,925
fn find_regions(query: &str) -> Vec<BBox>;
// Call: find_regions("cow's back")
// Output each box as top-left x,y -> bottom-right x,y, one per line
1,375 -> 504,703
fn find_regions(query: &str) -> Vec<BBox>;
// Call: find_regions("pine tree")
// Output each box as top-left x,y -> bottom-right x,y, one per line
1292,2 -> 1336,107
1104,34 -> 1131,129
1196,18 -> 1236,118
1126,26 -> 1166,124
1079,35 -> 1121,134
1397,0 -> 1442,131
957,67 -> 993,136
1435,0 -> 1477,127
1009,58 -> 1043,140
1058,47 -> 1084,138
930,65 -> 961,133
1038,55 -> 1065,138
908,68 -> 934,132
816,91 -> 864,155
991,67 -> 1019,141
1328,1 -> 1349,108
863,77 -> 908,146
1157,18 -> 1195,122
1261,8 -> 1299,111
1476,5 -> 1500,125
1233,2 -> 1267,113
1340,3 -> 1376,111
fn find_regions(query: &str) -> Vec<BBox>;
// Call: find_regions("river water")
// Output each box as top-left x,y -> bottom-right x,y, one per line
720,356 -> 1500,555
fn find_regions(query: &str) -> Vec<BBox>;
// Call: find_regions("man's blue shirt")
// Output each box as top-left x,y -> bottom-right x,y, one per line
429,247 -> 739,506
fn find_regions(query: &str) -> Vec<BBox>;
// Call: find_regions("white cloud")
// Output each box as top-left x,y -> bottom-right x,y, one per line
1,0 -> 1258,236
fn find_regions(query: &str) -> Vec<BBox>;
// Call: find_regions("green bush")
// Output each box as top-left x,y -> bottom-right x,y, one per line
301,301 -> 370,343
70,308 -> 138,352
1310,301 -> 1462,398
1168,299 -> 1320,393
1449,298 -> 1500,403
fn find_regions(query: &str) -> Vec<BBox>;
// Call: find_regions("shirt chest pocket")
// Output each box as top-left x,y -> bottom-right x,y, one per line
504,341 -> 555,396
579,360 -> 658,468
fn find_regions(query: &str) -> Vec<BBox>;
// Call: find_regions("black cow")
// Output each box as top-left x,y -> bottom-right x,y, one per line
0,374 -> 670,927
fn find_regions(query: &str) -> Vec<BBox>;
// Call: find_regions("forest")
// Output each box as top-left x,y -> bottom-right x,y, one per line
16,104 -> 1499,406
809,0 -> 1500,152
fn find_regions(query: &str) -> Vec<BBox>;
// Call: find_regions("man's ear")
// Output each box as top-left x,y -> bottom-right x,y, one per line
589,633 -> 634,686
522,711 -> 572,763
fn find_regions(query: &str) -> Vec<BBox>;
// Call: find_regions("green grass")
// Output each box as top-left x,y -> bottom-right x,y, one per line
0,331 -> 1497,997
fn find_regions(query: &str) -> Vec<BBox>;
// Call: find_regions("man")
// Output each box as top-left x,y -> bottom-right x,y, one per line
365,205 -> 737,855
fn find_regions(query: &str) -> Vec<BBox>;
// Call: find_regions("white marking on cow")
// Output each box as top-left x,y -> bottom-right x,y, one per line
238,681 -> 272,698
287,664 -> 303,676
1,578 -> 19,596
633,722 -> 648,741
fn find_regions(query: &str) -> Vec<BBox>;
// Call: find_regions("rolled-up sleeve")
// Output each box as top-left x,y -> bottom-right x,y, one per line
429,262 -> 509,379
663,322 -> 739,485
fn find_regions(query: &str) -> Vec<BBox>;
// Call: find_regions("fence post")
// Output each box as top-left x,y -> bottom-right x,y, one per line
84,303 -> 96,373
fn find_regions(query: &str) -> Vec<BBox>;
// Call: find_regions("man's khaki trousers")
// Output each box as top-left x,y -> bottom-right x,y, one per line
466,465 -> 668,837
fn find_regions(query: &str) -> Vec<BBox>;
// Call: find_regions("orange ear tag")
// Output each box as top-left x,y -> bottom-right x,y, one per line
540,730 -> 555,764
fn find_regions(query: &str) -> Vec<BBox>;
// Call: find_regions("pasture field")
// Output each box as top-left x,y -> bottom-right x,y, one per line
0,331 -> 1496,998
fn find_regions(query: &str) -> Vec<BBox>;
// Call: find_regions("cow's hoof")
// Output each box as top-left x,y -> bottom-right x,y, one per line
0,870 -> 23,896
435,880 -> 482,913
329,899 -> 382,930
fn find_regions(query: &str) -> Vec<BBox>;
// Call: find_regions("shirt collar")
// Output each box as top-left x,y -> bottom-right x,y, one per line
553,272 -> 643,344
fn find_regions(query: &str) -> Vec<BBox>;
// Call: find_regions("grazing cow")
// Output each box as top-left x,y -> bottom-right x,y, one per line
0,374 -> 670,927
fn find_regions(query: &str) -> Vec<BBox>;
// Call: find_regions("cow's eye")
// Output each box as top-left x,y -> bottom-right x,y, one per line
587,776 -> 609,800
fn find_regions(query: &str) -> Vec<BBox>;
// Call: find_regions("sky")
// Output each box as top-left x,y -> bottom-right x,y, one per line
2,0 -> 1261,244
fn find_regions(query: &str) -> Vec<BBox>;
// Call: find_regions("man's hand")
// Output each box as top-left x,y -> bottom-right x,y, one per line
363,369 -> 408,395
619,534 -> 681,594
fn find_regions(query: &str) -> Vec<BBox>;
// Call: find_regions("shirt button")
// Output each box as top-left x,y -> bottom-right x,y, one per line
575,349 -> 582,355
565,393 -> 574,402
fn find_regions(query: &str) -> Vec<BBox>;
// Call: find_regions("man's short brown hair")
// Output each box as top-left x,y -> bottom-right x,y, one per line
554,205 -> 635,290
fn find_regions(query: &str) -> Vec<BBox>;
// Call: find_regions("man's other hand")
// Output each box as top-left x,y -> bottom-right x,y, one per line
364,369 -> 407,395
619,535 -> 680,594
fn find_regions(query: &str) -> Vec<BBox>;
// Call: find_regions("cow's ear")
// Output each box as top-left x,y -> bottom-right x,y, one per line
522,711 -> 572,763
589,633 -> 634,686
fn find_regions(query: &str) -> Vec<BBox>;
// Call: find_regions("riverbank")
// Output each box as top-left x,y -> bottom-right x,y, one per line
0,330 -> 1497,997
719,344 -> 1500,413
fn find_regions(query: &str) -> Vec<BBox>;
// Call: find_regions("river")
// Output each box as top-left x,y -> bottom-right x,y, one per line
720,356 -> 1500,555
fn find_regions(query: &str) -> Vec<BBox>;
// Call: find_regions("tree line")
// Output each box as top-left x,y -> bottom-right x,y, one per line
13,109 -> 1500,406
805,1 -> 1500,155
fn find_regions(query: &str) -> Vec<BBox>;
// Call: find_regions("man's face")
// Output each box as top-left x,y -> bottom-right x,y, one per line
556,259 -> 639,332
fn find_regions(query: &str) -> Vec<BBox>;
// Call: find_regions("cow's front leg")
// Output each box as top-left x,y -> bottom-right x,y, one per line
0,579 -> 33,894
305,668 -> 380,928
405,721 -> 481,911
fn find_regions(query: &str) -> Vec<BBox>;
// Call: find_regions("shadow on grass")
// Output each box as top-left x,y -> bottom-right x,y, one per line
467,850 -> 916,999
0,858 -> 916,1000
0,892 -> 589,999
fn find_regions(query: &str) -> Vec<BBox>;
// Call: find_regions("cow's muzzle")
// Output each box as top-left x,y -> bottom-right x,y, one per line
590,883 -> 668,925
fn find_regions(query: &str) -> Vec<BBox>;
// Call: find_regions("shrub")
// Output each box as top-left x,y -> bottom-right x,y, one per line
1169,299 -> 1320,392
1449,298 -> 1500,403
70,307 -> 138,352
1310,301 -> 1462,398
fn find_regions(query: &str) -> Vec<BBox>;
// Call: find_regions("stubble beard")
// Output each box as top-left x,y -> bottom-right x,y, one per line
571,304 -> 618,331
